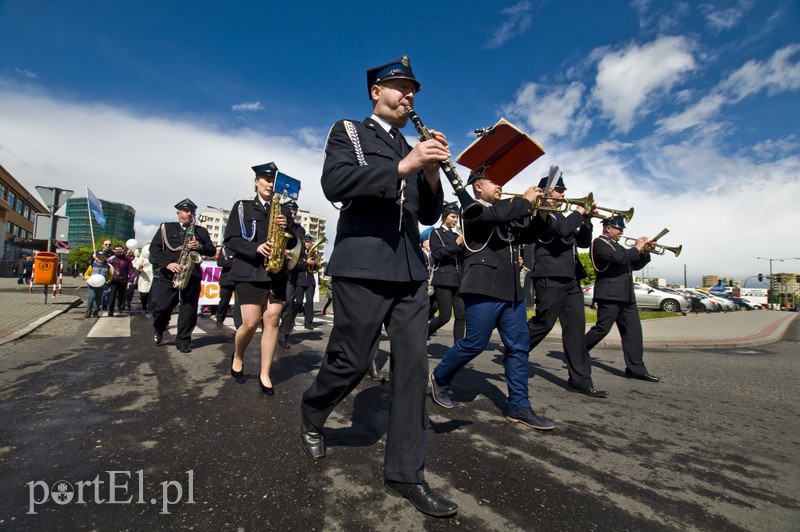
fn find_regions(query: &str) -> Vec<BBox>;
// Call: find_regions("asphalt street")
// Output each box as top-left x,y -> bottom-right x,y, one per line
0,302 -> 798,531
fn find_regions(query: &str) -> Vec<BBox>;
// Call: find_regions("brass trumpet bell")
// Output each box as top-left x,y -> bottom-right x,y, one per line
500,192 -> 595,214
621,238 -> 682,257
590,206 -> 634,223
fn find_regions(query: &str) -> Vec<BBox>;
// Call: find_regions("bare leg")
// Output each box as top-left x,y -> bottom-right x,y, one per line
233,303 -> 263,374
259,300 -> 284,387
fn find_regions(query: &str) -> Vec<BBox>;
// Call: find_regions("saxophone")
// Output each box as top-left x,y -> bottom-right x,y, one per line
264,198 -> 294,274
307,235 -> 327,274
172,214 -> 202,290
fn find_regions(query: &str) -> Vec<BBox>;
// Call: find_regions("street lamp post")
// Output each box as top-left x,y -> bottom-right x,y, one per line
756,256 -> 800,308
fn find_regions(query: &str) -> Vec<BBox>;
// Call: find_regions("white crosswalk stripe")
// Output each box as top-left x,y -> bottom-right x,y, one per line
86,312 -> 334,337
87,315 -> 131,338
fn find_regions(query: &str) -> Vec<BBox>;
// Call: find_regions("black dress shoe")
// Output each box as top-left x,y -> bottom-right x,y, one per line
384,481 -> 458,517
570,385 -> 609,398
259,377 -> 274,395
153,329 -> 163,345
177,343 -> 192,353
625,368 -> 660,382
368,357 -> 384,381
300,410 -> 325,459
279,341 -> 291,349
230,352 -> 243,381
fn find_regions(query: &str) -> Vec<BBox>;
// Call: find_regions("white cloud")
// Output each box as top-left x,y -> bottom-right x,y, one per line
0,82 -> 338,254
592,36 -> 696,132
503,81 -> 590,143
655,93 -> 726,134
722,44 -> 800,99
658,44 -> 800,134
700,0 -> 753,32
14,68 -> 38,79
231,101 -> 263,112
484,0 -> 533,50
479,127 -> 800,285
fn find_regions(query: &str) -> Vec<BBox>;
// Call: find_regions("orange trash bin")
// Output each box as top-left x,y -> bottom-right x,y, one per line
33,252 -> 59,285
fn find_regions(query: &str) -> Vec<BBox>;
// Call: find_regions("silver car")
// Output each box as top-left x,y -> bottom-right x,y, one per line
684,288 -> 735,312
583,283 -> 691,314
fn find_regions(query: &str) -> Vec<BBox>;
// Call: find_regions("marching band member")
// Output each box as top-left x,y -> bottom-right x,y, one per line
426,202 -> 466,342
526,175 -> 608,398
584,216 -> 660,382
278,199 -> 305,348
299,56 -> 457,517
224,162 -> 296,394
149,199 -> 215,353
429,173 -> 553,430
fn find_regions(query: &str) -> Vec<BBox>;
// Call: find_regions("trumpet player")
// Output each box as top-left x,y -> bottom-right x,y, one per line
584,216 -> 660,383
430,174 -> 554,431
149,198 -> 216,353
278,199 -> 305,349
527,176 -> 609,398
292,234 -> 318,331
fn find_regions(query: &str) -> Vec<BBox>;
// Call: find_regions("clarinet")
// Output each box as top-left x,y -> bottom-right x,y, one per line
405,108 -> 483,220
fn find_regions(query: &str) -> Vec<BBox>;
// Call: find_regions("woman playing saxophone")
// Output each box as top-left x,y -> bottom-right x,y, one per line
223,162 -> 298,394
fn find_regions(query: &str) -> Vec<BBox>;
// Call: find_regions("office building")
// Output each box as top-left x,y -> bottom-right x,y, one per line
1,163 -> 47,266
65,197 -> 135,248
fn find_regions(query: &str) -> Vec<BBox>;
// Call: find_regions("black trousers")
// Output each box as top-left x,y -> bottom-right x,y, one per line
279,279 -> 297,342
107,280 -> 127,312
216,284 -> 242,328
585,300 -> 648,375
301,277 -> 429,483
427,286 -> 465,341
153,277 -> 201,345
294,279 -> 316,327
528,277 -> 594,389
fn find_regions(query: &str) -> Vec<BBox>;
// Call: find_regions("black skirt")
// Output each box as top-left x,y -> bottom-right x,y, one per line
234,281 -> 285,305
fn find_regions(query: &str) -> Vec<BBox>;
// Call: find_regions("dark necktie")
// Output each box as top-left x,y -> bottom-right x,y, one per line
389,127 -> 404,154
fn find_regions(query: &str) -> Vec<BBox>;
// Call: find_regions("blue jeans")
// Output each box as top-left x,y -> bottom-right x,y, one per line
86,286 -> 104,315
433,294 -> 532,413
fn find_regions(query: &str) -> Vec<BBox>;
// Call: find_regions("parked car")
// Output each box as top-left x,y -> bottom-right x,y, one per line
709,291 -> 742,310
662,287 -> 717,313
583,283 -> 691,314
685,289 -> 735,311
732,296 -> 762,310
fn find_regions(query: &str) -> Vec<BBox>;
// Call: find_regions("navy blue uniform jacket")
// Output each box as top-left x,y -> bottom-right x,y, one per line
460,198 -> 538,302
531,211 -> 592,280
223,197 -> 297,284
429,226 -> 463,288
149,222 -> 215,281
322,117 -> 443,282
591,235 -> 651,302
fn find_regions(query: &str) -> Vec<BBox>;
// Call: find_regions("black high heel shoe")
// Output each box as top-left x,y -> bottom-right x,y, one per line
230,352 -> 243,381
259,377 -> 275,395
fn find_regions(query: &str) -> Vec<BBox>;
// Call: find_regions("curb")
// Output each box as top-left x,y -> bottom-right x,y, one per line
0,298 -> 83,347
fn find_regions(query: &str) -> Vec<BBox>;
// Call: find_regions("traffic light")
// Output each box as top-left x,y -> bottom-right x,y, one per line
758,273 -> 763,282
796,276 -> 800,283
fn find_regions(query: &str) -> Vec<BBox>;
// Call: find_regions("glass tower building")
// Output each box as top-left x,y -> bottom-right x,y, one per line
65,197 -> 135,248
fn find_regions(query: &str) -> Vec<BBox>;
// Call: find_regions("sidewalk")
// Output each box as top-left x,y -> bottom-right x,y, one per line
1,274 -> 796,349
0,275 -> 84,346
540,309 -> 798,349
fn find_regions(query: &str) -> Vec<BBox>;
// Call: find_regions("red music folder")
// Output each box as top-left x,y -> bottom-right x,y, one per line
455,118 -> 545,186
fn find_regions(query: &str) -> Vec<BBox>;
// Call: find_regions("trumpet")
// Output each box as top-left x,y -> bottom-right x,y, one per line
621,237 -> 682,257
501,192 -> 595,214
588,204 -> 635,222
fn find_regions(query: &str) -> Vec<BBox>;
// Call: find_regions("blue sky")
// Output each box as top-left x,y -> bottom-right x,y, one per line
2,0 -> 799,285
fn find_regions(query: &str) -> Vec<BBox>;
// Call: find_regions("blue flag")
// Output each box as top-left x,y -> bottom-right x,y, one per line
86,187 -> 106,227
